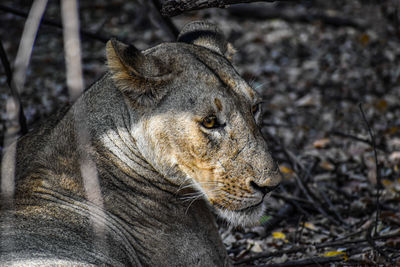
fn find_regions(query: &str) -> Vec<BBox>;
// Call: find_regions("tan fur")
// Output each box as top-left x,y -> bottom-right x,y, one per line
0,22 -> 281,266
131,40 -> 282,224
106,39 -> 175,107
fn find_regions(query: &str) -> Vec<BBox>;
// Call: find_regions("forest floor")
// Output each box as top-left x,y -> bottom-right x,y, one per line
1,0 -> 400,266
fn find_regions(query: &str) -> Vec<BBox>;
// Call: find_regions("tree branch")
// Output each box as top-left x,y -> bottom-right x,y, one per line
160,0 -> 367,29
160,0 -> 296,17
150,0 -> 179,39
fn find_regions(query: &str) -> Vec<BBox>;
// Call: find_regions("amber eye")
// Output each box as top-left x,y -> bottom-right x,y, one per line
202,115 -> 218,129
252,104 -> 260,115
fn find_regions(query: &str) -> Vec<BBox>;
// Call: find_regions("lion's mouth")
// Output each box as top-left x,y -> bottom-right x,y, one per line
236,199 -> 264,212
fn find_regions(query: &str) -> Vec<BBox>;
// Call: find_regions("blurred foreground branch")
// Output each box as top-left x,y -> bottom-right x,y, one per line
0,4 -> 110,43
1,0 -> 47,209
0,41 -> 27,135
61,0 -> 106,254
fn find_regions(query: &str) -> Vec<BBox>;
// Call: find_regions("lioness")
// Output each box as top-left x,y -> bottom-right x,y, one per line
0,21 -> 281,266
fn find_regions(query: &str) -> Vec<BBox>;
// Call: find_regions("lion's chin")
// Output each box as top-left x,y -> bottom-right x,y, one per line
215,202 -> 266,227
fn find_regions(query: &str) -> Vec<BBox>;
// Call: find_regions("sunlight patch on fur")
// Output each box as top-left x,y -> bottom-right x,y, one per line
216,203 -> 266,227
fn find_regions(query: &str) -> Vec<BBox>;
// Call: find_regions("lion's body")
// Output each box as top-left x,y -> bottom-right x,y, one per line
0,22 -> 281,266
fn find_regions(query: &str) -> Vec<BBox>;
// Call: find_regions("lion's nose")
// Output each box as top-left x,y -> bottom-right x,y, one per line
250,180 -> 280,195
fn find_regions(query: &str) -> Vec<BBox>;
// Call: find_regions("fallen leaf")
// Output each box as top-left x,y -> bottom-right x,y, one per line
323,251 -> 348,260
313,138 -> 331,149
319,160 -> 335,171
295,94 -> 320,107
280,165 -> 294,174
385,126 -> 399,136
387,237 -> 400,248
272,232 -> 288,242
359,33 -> 370,46
374,99 -> 388,112
304,222 -> 317,230
250,242 -> 263,253
389,152 -> 400,163
280,165 -> 295,179
382,179 -> 393,187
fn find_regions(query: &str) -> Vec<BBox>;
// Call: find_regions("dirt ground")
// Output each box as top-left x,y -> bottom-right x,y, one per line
1,0 -> 400,266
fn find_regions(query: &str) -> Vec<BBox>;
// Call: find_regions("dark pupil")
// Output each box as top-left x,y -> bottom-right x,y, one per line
203,116 -> 216,128
252,105 -> 258,114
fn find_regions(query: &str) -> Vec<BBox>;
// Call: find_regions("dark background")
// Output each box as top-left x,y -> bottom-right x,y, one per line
1,0 -> 399,265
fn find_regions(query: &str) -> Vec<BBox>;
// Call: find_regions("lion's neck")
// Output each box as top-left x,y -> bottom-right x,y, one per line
97,123 -> 180,190
93,125 -> 229,266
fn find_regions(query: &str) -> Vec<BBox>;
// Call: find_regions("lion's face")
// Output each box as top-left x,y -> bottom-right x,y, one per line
107,22 -> 282,227
137,44 -> 281,227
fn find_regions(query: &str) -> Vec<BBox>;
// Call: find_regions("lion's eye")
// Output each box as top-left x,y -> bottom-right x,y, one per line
252,104 -> 260,116
202,115 -> 218,129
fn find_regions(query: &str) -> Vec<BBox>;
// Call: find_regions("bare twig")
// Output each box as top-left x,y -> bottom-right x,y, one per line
262,133 -> 312,219
330,130 -> 385,151
366,224 -> 391,262
280,186 -> 311,214
294,214 -> 304,244
265,130 -> 345,229
317,232 -> 400,249
359,104 -> 382,230
263,131 -> 346,231
359,102 -> 388,262
286,155 -> 344,227
160,0 -> 296,17
0,4 -> 110,43
293,172 -> 342,227
271,192 -> 314,207
0,40 -> 27,135
269,135 -> 324,223
319,188 -> 349,227
330,130 -> 371,145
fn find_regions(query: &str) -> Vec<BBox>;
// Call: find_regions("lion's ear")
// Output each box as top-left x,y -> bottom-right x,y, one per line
106,39 -> 173,106
177,21 -> 236,61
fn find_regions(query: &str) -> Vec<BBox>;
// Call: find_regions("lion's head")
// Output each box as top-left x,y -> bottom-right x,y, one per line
106,21 -> 282,227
